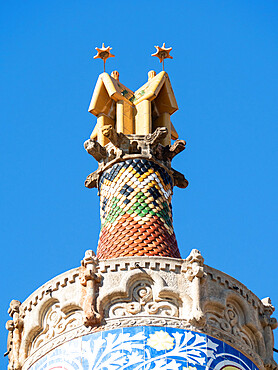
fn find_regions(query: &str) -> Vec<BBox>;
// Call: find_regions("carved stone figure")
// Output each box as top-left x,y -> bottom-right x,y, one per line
182,249 -> 205,327
80,250 -> 102,326
84,139 -> 107,162
6,300 -> 23,370
261,297 -> 278,369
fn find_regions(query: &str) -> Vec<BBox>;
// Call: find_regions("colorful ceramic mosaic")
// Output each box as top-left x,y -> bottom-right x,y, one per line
29,326 -> 259,370
97,158 -> 180,259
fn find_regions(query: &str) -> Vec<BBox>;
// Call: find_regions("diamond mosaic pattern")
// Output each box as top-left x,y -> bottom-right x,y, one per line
97,158 -> 180,259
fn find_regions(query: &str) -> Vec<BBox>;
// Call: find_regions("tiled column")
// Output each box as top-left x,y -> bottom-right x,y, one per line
97,158 -> 180,259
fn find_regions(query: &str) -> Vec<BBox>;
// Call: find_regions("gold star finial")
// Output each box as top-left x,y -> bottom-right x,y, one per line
94,43 -> 115,72
152,43 -> 173,71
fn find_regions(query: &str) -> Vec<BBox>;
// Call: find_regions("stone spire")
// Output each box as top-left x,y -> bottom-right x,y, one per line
84,67 -> 188,259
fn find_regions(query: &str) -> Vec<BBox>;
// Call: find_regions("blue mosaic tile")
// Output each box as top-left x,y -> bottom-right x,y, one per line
145,326 -> 168,368
207,335 -> 225,355
238,349 -> 258,370
223,341 -> 239,357
29,326 -> 260,370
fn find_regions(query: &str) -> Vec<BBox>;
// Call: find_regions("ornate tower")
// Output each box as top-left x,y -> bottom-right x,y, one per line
6,46 -> 277,370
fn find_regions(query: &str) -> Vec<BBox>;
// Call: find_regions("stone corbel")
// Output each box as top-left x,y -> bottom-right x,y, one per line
260,297 -> 278,369
5,300 -> 24,370
80,250 -> 102,327
182,249 -> 206,327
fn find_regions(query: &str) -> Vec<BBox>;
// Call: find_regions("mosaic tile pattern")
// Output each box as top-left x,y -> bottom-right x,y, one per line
97,158 -> 180,259
29,326 -> 259,370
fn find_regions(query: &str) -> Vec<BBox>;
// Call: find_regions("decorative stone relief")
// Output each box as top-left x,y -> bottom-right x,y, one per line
80,250 -> 102,327
182,249 -> 205,327
109,282 -> 178,318
5,300 -> 24,370
31,303 -> 83,352
206,301 -> 256,349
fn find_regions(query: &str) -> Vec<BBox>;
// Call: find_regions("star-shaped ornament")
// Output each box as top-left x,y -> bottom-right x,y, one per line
152,43 -> 173,70
94,43 -> 115,71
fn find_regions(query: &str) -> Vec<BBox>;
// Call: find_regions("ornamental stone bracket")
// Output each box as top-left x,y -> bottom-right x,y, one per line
79,250 -> 102,327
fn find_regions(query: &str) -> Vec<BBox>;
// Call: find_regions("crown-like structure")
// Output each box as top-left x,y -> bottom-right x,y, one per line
84,70 -> 188,259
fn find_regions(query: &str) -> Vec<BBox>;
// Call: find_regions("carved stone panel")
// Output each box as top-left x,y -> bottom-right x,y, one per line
108,282 -> 179,318
30,303 -> 83,353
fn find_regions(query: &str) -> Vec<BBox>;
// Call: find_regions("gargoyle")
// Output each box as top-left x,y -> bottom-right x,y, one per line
155,140 -> 186,161
145,127 -> 168,146
102,125 -> 129,148
172,169 -> 188,188
84,139 -> 107,162
85,171 -> 98,189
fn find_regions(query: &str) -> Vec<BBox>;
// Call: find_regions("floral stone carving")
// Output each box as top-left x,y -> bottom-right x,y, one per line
109,283 -> 178,318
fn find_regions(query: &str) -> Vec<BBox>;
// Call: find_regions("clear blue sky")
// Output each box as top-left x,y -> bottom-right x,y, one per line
1,1 -> 278,367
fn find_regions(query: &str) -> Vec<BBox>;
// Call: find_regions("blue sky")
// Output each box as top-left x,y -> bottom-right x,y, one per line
1,0 -> 278,367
